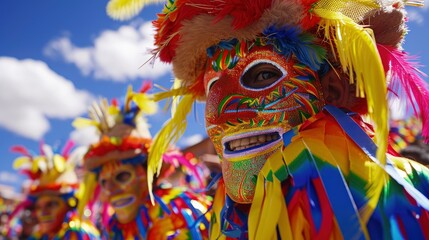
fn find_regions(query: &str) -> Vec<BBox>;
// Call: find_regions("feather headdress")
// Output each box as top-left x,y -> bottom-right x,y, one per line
12,141 -> 84,197
73,82 -> 157,171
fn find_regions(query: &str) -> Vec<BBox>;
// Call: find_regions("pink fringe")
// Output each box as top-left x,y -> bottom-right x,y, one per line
38,140 -> 45,156
61,140 -> 75,159
10,145 -> 31,157
378,44 -> 429,142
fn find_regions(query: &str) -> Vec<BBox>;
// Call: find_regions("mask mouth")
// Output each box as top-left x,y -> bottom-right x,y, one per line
111,195 -> 136,208
39,215 -> 54,223
222,129 -> 283,157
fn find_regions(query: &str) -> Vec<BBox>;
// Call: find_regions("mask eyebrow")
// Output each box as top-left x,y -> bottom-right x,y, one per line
206,76 -> 220,96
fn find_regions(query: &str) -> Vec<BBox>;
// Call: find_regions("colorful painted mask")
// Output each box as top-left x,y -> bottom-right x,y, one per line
35,194 -> 69,236
204,43 -> 325,203
99,162 -> 148,224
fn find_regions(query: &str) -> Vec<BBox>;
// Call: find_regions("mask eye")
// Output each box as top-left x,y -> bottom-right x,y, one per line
206,77 -> 219,96
99,178 -> 107,189
241,61 -> 286,90
115,170 -> 132,184
47,200 -> 60,208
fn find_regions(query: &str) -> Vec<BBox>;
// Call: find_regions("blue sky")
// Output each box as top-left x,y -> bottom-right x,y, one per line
0,1 -> 428,194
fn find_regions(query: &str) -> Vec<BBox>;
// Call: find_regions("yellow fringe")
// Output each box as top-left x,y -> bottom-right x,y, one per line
106,0 -> 163,20
248,150 -> 292,240
209,181 -> 227,240
147,94 -> 195,204
314,8 -> 388,166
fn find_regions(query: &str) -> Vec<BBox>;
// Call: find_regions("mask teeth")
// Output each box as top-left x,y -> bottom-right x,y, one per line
226,132 -> 281,152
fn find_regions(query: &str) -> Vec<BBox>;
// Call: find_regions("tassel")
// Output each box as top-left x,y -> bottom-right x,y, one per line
147,94 -> 195,204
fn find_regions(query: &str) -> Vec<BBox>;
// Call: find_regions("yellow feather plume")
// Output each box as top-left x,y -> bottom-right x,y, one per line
132,92 -> 158,115
106,0 -> 164,20
13,157 -> 31,169
314,8 -> 388,224
404,0 -> 425,7
77,172 -> 97,219
314,8 -> 388,164
72,118 -> 100,130
147,94 -> 195,204
152,87 -> 189,102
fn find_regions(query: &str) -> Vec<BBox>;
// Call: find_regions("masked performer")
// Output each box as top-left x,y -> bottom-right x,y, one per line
75,84 -> 211,239
104,0 -> 429,239
11,142 -> 100,240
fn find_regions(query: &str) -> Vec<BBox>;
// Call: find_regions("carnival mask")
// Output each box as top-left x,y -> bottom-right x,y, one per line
99,162 -> 148,224
204,44 -> 325,203
35,194 -> 69,235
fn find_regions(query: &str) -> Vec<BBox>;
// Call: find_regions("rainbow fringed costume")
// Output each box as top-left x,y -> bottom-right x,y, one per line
104,187 -> 211,239
105,0 -> 429,239
11,142 -> 100,240
74,83 -> 211,239
27,211 -> 100,240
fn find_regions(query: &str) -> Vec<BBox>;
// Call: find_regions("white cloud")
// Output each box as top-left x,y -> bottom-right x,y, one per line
389,97 -> 407,120
0,57 -> 93,140
179,134 -> 204,148
407,10 -> 425,24
0,171 -> 20,183
44,22 -> 171,82
69,127 -> 100,147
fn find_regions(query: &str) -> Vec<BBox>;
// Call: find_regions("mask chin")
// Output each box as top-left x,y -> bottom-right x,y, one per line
221,140 -> 283,204
114,198 -> 140,224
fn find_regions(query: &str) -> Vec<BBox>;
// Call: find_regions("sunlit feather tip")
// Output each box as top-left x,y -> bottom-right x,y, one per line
404,0 -> 425,7
73,84 -> 157,136
314,8 -> 388,164
106,0 -> 164,20
147,94 -> 195,204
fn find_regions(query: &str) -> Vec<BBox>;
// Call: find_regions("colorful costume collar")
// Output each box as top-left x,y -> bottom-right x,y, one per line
29,211 -> 99,240
209,106 -> 429,239
106,188 -> 211,239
